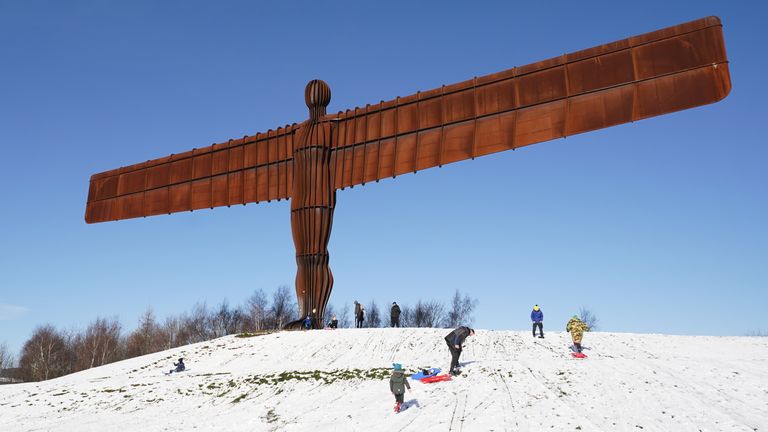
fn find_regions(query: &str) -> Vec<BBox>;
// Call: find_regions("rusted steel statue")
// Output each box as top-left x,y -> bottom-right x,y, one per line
85,17 -> 731,328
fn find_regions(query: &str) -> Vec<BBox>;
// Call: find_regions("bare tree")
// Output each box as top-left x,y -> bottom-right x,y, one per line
269,285 -> 297,329
0,342 -> 15,370
176,303 -> 211,345
338,303 -> 351,328
421,300 -> 445,327
208,300 -> 243,338
579,307 -> 599,331
245,289 -> 269,331
443,290 -> 479,328
161,316 -> 181,349
72,317 -> 122,372
125,308 -> 165,358
411,300 -> 446,327
366,300 -> 381,328
744,329 -> 768,337
399,305 -> 414,327
19,325 -> 73,381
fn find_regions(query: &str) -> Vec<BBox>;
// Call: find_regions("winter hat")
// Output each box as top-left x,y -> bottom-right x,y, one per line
393,363 -> 403,371
533,305 -> 540,311
393,302 -> 397,305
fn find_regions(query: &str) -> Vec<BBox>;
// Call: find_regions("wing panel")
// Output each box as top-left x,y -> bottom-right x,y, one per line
330,16 -> 731,189
85,125 -> 297,223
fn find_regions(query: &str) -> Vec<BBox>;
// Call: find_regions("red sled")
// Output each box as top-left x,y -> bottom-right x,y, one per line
420,374 -> 452,383
571,352 -> 587,359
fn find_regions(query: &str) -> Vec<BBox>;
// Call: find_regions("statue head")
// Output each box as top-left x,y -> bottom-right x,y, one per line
305,79 -> 331,119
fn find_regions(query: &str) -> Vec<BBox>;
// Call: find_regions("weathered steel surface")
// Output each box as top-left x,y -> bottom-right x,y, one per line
85,126 -> 297,223
328,16 -> 731,188
85,17 -> 731,326
288,80 -> 335,328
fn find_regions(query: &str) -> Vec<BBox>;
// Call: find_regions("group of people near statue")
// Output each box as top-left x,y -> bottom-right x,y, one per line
298,301 -> 591,413
388,304 -> 592,412
167,301 -> 591,415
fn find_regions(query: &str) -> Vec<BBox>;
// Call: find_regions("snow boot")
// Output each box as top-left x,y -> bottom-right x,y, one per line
394,402 -> 402,413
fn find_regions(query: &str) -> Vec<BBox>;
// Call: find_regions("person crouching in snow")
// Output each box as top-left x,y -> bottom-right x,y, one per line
302,308 -> 317,330
444,326 -> 475,375
531,304 -> 544,338
566,315 -> 590,353
169,358 -> 185,374
389,363 -> 411,413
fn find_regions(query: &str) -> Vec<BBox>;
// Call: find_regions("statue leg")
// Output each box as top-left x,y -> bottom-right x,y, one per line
291,207 -> 334,328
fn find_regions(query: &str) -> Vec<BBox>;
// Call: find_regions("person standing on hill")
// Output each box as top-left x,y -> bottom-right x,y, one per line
389,362 -> 411,413
356,305 -> 365,328
390,302 -> 401,328
531,305 -> 544,338
444,326 -> 474,375
354,301 -> 363,328
566,315 -> 590,353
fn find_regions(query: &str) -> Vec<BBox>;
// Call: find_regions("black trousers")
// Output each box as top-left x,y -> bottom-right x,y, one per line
394,393 -> 404,403
532,322 -> 544,337
447,342 -> 462,371
391,317 -> 400,327
356,318 -> 363,328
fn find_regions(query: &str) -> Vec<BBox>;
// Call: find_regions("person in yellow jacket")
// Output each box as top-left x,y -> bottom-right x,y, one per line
566,315 -> 590,353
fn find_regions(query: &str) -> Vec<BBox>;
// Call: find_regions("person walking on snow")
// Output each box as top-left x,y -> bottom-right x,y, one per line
444,326 -> 474,375
389,363 -> 411,413
390,302 -> 401,327
566,315 -> 590,353
531,305 -> 544,338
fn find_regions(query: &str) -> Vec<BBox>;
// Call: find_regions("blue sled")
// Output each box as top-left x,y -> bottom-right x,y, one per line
410,367 -> 441,380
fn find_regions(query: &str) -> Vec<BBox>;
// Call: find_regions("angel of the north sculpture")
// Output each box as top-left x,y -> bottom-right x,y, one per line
85,16 -> 731,329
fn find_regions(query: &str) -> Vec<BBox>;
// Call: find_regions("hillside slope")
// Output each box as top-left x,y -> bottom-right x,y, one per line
1,329 -> 766,431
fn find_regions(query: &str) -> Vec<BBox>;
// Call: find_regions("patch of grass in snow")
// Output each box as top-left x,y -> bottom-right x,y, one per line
232,393 -> 248,403
236,331 -> 273,338
251,368 -> 391,385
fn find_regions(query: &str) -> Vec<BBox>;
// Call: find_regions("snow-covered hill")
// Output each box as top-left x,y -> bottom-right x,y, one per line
1,329 -> 766,431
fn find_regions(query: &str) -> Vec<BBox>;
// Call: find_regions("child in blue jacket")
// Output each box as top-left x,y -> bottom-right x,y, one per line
531,305 -> 544,338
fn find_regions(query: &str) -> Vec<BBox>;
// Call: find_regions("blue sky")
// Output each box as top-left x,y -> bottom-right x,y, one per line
1,0 -> 765,356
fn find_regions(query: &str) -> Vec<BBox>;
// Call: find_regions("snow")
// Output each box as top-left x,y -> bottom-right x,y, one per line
1,329 -> 766,431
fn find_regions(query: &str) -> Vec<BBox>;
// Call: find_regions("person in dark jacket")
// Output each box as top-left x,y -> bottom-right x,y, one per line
390,302 -> 401,327
169,358 -> 185,374
531,304 -> 544,338
328,314 -> 338,329
444,327 -> 474,375
389,363 -> 411,412
354,301 -> 364,328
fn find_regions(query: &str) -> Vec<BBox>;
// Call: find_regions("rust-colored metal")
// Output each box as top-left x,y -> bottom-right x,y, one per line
85,17 -> 731,328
